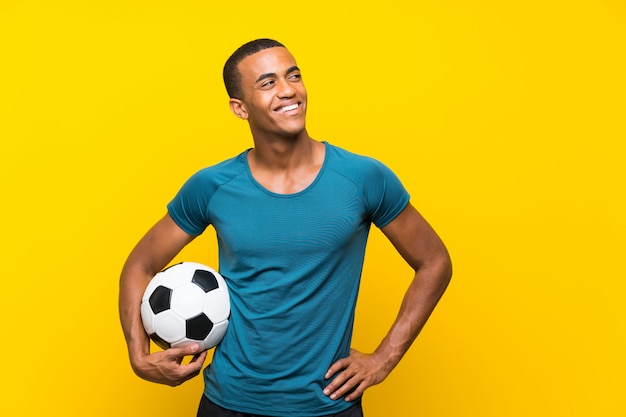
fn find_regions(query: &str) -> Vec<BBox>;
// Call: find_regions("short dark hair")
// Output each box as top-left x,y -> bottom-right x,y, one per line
223,38 -> 285,99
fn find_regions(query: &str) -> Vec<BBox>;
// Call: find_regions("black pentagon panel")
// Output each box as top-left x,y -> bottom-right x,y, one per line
192,269 -> 219,293
150,333 -> 171,350
186,314 -> 213,340
149,286 -> 172,314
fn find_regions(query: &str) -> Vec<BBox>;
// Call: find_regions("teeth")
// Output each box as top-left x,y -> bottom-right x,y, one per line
279,104 -> 298,113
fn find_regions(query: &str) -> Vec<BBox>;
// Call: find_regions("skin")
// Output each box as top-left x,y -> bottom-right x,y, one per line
119,46 -> 452,401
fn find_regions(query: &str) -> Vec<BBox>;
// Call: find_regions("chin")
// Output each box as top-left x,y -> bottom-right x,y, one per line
283,125 -> 307,138
276,120 -> 306,136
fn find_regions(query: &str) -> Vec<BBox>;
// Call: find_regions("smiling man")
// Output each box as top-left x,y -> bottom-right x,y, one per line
119,39 -> 452,417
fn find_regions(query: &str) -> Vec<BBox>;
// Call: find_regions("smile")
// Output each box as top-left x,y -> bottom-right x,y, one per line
276,103 -> 299,113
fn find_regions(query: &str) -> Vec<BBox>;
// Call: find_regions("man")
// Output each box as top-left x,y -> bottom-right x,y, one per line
119,39 -> 452,417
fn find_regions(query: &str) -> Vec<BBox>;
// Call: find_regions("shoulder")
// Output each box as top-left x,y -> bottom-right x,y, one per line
167,151 -> 249,235
324,142 -> 410,227
325,142 -> 396,182
183,151 -> 248,192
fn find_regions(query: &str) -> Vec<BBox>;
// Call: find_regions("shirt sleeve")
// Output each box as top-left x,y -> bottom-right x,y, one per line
167,169 -> 213,236
364,159 -> 411,228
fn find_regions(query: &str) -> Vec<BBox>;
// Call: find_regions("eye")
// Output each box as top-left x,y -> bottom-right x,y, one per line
260,80 -> 275,88
288,73 -> 302,81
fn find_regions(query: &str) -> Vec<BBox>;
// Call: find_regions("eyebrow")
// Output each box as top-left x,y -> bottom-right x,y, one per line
255,66 -> 301,84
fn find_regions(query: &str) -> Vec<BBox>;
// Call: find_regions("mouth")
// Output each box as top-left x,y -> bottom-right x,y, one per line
274,102 -> 300,114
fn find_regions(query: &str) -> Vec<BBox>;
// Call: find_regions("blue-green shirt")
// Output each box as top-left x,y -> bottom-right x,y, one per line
167,142 -> 410,416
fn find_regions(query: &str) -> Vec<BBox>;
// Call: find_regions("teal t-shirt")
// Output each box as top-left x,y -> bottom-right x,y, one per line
167,142 -> 410,416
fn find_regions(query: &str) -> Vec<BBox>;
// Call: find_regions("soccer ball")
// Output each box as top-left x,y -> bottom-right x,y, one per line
140,262 -> 230,351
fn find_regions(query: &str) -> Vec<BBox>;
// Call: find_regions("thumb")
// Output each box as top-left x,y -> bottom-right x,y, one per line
167,343 -> 202,358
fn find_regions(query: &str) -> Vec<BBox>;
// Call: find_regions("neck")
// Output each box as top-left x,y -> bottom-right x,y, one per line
246,133 -> 326,194
249,129 -> 317,170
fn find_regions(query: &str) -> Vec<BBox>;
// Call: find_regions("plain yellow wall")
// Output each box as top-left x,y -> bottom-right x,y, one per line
1,1 -> 625,416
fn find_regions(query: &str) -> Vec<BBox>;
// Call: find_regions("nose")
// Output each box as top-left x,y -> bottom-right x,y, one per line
276,78 -> 296,98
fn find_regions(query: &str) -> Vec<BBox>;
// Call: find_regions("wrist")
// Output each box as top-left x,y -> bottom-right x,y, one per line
373,339 -> 407,374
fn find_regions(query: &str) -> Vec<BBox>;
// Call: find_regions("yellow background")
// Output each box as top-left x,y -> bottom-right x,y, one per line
1,1 -> 625,416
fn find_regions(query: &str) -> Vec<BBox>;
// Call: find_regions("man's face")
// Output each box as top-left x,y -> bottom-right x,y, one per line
231,47 -> 307,138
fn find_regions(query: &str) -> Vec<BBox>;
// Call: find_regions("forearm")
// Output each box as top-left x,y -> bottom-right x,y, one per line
119,262 -> 155,368
323,259 -> 451,402
374,259 -> 452,374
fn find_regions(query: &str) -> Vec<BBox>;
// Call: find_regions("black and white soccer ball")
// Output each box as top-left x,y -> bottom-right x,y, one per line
140,262 -> 230,351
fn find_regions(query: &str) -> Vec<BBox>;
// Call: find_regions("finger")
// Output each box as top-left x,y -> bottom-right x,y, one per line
326,374 -> 359,401
344,381 -> 366,402
325,356 -> 351,379
189,350 -> 208,364
166,343 -> 202,360
172,350 -> 207,386
181,343 -> 203,356
324,364 -> 357,399
178,349 -> 207,373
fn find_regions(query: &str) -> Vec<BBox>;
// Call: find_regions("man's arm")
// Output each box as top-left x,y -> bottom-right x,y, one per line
119,213 -> 208,386
324,202 -> 452,401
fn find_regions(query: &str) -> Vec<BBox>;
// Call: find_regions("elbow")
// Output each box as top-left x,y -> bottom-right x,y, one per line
442,251 -> 453,282
431,249 -> 453,292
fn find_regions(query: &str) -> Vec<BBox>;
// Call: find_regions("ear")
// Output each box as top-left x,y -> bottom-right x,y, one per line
229,98 -> 248,120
